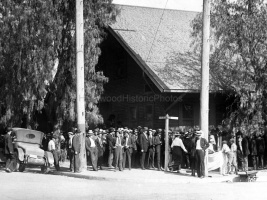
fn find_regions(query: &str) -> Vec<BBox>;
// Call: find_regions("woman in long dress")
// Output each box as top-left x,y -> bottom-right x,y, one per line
170,132 -> 187,172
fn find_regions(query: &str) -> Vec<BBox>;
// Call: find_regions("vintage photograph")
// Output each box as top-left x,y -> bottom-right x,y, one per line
0,0 -> 267,199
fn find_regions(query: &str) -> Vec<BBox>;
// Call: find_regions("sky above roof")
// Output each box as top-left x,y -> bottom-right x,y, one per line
112,0 -> 203,12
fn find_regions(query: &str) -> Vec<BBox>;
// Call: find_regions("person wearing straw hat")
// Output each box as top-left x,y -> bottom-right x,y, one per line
67,131 -> 74,172
85,130 -> 98,171
113,129 -> 124,172
140,127 -> 149,170
170,132 -> 187,173
195,130 -> 209,178
72,129 -> 82,173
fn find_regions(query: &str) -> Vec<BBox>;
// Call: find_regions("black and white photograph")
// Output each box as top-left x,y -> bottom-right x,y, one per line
0,0 -> 267,199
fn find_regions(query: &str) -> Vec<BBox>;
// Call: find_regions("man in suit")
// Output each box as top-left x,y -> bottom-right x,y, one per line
106,128 -> 115,168
140,127 -> 149,170
72,129 -> 81,173
67,131 -> 74,172
113,129 -> 124,171
85,130 -> 98,171
195,130 -> 209,178
236,132 -> 250,171
190,131 -> 197,176
4,127 -> 15,173
95,131 -> 104,170
154,130 -> 161,171
183,131 -> 192,169
122,130 -> 133,170
130,129 -> 138,168
147,129 -> 155,169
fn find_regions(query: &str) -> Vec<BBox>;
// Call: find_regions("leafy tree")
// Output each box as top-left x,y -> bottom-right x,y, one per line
191,0 -> 267,134
0,0 -> 118,130
0,0 -> 59,127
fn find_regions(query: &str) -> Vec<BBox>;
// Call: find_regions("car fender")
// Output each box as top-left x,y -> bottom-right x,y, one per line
45,151 -> 54,165
17,148 -> 25,162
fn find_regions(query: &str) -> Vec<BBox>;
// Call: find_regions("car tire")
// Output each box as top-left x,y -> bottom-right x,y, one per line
19,163 -> 26,172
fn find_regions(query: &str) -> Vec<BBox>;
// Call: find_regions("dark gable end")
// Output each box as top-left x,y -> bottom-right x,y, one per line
110,5 -> 202,93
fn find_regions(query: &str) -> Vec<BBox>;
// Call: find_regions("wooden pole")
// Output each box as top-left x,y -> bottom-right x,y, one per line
165,114 -> 169,172
201,0 -> 210,176
76,0 -> 86,172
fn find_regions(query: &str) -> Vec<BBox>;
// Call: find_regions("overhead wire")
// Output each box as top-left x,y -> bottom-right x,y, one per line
145,0 -> 169,62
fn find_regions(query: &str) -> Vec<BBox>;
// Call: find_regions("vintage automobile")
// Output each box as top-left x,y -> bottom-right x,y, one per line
11,128 -> 54,173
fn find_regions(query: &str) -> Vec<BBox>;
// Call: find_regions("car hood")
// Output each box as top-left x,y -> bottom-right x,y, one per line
17,142 -> 44,157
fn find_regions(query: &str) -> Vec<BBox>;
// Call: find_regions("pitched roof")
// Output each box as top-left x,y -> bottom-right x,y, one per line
109,5 -> 202,93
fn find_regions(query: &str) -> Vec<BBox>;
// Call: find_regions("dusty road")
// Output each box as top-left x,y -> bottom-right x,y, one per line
0,169 -> 266,200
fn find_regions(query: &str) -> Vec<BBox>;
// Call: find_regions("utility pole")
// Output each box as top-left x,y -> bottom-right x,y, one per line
201,0 -> 210,176
76,0 -> 86,172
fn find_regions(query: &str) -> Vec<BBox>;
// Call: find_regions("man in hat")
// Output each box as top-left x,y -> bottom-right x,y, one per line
140,127 -> 149,170
67,131 -> 74,172
122,130 -> 133,170
153,130 -> 162,171
95,131 -> 104,170
195,130 -> 209,178
113,129 -> 124,171
85,130 -> 98,171
106,127 -> 115,168
72,129 -> 81,173
183,131 -> 192,169
48,133 -> 60,171
130,129 -> 138,168
147,129 -> 155,169
4,127 -> 15,173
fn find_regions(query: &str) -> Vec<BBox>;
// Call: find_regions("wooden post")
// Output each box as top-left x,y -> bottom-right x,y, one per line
201,0 -> 210,176
76,0 -> 86,172
159,114 -> 178,172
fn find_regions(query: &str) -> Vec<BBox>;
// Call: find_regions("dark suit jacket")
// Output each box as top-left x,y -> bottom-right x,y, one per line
95,137 -> 103,156
122,136 -> 134,153
106,134 -> 114,149
154,135 -> 161,152
4,134 -> 14,154
242,137 -> 250,156
72,135 -> 81,154
140,133 -> 149,152
131,135 -> 137,150
195,137 -> 209,151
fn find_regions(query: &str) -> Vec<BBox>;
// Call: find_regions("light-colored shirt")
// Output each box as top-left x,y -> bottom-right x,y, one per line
115,136 -> 122,147
48,140 -> 55,151
171,137 -> 187,152
68,135 -> 73,149
222,144 -> 230,153
196,138 -> 202,150
231,143 -> 237,153
89,137 -> 96,148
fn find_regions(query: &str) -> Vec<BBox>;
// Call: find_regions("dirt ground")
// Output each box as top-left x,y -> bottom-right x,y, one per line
0,167 -> 266,200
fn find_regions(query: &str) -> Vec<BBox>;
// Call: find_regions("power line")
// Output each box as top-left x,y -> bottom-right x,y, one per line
145,0 -> 169,62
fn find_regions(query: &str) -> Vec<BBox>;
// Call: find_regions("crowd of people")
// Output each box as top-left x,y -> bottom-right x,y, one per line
3,125 -> 267,178
42,126 -> 210,178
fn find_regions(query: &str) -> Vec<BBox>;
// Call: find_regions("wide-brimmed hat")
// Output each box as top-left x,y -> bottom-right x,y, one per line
174,132 -> 181,136
195,130 -> 204,136
109,127 -> 115,133
87,130 -> 93,136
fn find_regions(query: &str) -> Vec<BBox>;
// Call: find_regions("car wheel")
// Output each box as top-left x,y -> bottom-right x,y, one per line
19,163 -> 26,172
